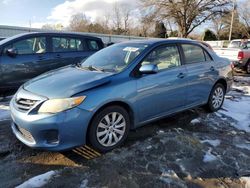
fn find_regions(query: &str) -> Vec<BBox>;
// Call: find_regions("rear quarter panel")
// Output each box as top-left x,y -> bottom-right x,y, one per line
213,54 -> 233,92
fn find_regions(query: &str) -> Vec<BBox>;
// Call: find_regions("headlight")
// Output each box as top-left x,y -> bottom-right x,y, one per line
38,96 -> 86,114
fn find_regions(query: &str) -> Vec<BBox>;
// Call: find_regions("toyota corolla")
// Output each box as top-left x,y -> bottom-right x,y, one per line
10,39 -> 233,152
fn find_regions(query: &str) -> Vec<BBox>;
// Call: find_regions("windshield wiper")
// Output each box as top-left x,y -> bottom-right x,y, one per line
88,65 -> 105,72
79,65 -> 105,72
76,62 -> 82,68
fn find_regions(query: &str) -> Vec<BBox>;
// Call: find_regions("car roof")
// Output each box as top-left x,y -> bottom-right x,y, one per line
28,32 -> 101,39
0,31 -> 102,46
119,38 -> 196,45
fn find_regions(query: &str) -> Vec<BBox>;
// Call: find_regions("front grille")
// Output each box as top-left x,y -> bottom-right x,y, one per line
16,125 -> 35,143
15,98 -> 38,112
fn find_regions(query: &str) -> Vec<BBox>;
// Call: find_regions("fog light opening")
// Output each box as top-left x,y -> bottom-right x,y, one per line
44,130 -> 59,145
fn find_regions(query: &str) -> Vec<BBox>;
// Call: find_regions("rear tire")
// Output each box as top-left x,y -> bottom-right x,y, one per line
88,106 -> 130,153
206,83 -> 225,112
246,61 -> 250,74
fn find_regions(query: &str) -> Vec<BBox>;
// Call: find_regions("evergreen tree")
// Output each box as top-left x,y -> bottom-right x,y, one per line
203,29 -> 217,41
154,22 -> 167,38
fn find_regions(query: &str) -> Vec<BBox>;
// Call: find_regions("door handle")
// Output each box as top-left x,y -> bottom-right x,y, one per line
55,54 -> 61,58
38,55 -> 45,61
210,66 -> 215,71
177,72 -> 185,79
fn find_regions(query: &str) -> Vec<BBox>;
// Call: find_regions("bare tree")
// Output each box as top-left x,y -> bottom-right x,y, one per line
211,3 -> 247,40
69,13 -> 90,32
42,24 -> 56,30
140,14 -> 155,37
211,14 -> 228,40
111,2 -> 132,35
96,12 -> 112,33
238,0 -> 250,37
141,0 -> 232,38
42,23 -> 64,31
112,3 -> 123,34
123,8 -> 131,35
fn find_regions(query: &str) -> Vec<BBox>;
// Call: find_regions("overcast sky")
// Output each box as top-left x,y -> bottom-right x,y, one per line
0,0 -> 140,28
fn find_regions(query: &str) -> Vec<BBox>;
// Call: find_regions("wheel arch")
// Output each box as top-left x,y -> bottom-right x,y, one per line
85,100 -> 135,144
205,78 -> 227,112
214,78 -> 227,91
206,78 -> 227,104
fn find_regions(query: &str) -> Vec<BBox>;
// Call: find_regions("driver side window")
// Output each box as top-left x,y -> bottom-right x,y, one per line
142,45 -> 181,70
4,37 -> 46,55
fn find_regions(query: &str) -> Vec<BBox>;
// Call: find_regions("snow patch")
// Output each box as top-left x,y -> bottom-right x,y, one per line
232,85 -> 250,96
191,118 -> 200,124
200,139 -> 221,147
235,144 -> 250,151
146,145 -> 152,150
158,130 -> 165,134
79,179 -> 88,188
203,148 -> 217,163
231,130 -> 237,135
16,170 -> 58,188
219,95 -> 250,133
160,170 -> 179,184
215,112 -> 222,117
234,76 -> 250,83
220,80 -> 250,133
161,170 -> 179,179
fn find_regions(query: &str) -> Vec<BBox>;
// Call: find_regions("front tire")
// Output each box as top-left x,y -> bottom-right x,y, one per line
206,83 -> 225,112
88,106 -> 130,153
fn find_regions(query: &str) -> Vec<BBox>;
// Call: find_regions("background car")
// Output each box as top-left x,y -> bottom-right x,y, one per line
10,39 -> 233,153
198,41 -> 214,51
0,32 -> 104,93
214,39 -> 250,74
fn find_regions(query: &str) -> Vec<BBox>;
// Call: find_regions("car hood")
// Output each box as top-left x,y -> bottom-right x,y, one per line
24,66 -> 114,99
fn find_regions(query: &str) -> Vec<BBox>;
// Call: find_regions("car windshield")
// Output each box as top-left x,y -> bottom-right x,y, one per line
0,33 -> 28,46
80,43 -> 149,72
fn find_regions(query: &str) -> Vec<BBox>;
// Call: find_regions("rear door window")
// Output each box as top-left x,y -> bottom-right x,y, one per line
52,37 -> 86,52
87,40 -> 100,51
182,44 -> 206,64
4,37 -> 46,55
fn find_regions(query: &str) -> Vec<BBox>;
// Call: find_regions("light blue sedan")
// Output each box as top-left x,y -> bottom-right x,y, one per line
10,39 -> 233,152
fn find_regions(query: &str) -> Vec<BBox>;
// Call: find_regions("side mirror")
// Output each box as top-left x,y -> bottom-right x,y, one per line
6,48 -> 18,57
139,64 -> 158,74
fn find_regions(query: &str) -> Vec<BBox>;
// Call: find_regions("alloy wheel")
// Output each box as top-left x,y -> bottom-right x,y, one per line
212,87 -> 224,109
96,112 -> 126,147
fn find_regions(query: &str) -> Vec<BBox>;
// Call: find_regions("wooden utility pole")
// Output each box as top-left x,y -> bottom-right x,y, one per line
229,0 -> 236,41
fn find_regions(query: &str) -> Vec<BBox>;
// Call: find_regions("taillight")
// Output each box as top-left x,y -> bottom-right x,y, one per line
238,51 -> 244,60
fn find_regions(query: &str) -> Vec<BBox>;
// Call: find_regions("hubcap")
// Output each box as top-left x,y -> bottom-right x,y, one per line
96,112 -> 126,147
212,87 -> 224,109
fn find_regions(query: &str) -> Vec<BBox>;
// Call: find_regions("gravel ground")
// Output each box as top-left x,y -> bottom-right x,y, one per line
0,75 -> 250,188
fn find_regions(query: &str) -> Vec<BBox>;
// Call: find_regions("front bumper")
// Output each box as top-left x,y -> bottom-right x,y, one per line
10,98 -> 92,151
